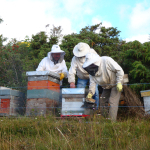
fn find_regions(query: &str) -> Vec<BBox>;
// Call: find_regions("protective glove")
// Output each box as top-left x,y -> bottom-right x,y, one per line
86,93 -> 95,103
59,73 -> 65,80
70,82 -> 76,88
116,83 -> 123,92
86,93 -> 93,99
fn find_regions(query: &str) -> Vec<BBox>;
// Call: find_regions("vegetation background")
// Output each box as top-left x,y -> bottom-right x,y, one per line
1,18 -> 150,150
1,18 -> 150,95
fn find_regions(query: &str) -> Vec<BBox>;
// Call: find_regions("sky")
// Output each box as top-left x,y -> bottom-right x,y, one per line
0,0 -> 150,44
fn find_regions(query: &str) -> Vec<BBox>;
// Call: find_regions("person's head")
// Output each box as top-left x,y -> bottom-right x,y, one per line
51,53 -> 61,61
83,53 -> 101,76
50,45 -> 65,64
73,42 -> 90,57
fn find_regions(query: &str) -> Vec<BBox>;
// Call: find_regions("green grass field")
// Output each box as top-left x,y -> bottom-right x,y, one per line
0,115 -> 150,150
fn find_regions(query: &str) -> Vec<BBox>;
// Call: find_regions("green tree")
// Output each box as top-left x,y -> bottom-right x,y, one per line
0,18 -> 7,47
60,23 -> 123,69
120,40 -> 150,94
29,30 -> 59,70
0,41 -> 32,89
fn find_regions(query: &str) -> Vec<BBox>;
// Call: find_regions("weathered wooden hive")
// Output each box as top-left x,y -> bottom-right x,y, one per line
140,90 -> 150,114
26,71 -> 60,116
0,87 -> 25,116
61,88 -> 90,117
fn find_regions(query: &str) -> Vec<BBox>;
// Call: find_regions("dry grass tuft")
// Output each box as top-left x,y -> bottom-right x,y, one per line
122,85 -> 145,117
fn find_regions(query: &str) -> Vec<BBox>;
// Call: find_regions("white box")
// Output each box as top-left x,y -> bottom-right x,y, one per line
61,88 -> 85,116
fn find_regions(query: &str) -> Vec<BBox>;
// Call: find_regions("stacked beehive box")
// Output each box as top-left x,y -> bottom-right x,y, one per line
61,88 -> 90,117
140,90 -> 150,114
26,71 -> 60,116
0,87 -> 25,116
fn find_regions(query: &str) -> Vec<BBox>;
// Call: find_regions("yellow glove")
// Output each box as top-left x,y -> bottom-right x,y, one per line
86,93 -> 93,99
59,73 -> 65,81
117,83 -> 123,92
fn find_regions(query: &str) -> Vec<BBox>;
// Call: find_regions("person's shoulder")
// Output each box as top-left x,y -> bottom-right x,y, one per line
61,59 -> 66,63
40,57 -> 50,62
43,56 -> 49,60
102,56 -> 112,60
89,48 -> 97,54
71,56 -> 77,61
101,56 -> 114,62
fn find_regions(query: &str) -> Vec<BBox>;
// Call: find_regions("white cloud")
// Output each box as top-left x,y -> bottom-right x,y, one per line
124,34 -> 149,43
62,0 -> 93,16
0,0 -> 75,44
92,17 -> 112,28
119,5 -> 131,20
129,2 -> 150,34
0,0 -> 98,44
91,17 -> 112,33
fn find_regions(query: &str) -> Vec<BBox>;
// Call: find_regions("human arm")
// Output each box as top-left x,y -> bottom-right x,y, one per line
107,57 -> 124,84
59,60 -> 68,80
107,57 -> 124,91
36,58 -> 46,71
68,56 -> 78,84
88,75 -> 97,96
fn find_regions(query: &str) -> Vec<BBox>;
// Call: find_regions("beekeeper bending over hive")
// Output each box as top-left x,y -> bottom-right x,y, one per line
82,53 -> 124,121
68,42 -> 99,107
36,45 -> 68,83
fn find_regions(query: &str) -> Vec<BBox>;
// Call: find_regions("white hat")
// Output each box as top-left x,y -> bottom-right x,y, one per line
48,44 -> 65,63
83,53 -> 100,68
51,44 -> 65,53
73,42 -> 90,57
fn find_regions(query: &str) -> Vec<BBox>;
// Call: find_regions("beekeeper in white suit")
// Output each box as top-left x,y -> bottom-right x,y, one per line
68,42 -> 99,108
82,53 -> 124,121
36,44 -> 68,83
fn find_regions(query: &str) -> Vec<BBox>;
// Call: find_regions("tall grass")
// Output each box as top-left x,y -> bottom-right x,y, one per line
0,115 -> 150,150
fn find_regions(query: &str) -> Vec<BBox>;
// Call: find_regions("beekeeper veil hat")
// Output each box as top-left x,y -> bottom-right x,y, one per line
48,44 -> 65,63
83,53 -> 101,68
73,42 -> 90,57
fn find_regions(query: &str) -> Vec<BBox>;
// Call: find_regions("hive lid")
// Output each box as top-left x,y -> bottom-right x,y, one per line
26,71 -> 60,79
0,89 -> 25,98
62,88 -> 85,94
140,90 -> 150,97
0,86 -> 11,90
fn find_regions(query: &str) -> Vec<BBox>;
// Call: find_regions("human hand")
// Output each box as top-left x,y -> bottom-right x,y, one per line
70,82 -> 76,88
86,93 -> 93,99
59,73 -> 65,80
116,83 -> 122,92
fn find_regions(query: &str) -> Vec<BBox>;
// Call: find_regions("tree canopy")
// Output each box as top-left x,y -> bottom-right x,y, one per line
0,22 -> 150,95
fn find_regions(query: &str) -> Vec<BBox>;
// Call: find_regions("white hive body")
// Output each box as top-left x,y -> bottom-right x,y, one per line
61,88 -> 85,116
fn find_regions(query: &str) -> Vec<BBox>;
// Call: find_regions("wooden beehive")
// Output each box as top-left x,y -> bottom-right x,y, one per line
0,87 -> 25,116
61,88 -> 90,117
140,90 -> 150,114
26,71 -> 60,116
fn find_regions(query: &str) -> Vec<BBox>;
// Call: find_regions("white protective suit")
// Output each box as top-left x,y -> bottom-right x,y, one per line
83,55 -> 124,95
83,53 -> 124,121
36,45 -> 68,84
68,48 -> 97,83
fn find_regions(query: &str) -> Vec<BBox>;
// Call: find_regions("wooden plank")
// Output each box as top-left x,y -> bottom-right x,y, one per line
62,94 -> 85,98
26,71 -> 60,79
28,76 -> 60,84
0,89 -> 25,98
26,98 -> 59,116
0,95 -> 26,116
27,89 -> 60,101
27,80 -> 60,92
65,98 -> 83,102
0,99 -> 10,114
0,113 -> 9,116
141,91 -> 150,97
123,74 -> 129,83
